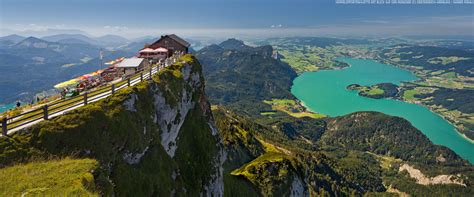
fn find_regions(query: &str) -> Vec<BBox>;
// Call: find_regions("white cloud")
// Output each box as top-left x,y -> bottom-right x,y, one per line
1,15 -> 472,39
270,24 -> 283,28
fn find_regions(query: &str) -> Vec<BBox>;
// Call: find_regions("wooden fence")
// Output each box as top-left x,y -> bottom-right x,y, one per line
0,56 -> 178,136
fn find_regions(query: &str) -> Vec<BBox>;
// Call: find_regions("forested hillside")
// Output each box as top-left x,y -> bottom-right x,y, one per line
0,41 -> 472,196
198,39 -> 474,196
196,39 -> 297,115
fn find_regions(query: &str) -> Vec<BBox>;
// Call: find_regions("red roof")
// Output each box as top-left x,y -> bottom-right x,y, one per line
139,47 -> 168,53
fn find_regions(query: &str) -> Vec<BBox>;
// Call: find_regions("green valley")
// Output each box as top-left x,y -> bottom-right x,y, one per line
263,37 -> 474,141
2,1 -> 474,196
380,44 -> 474,139
0,38 -> 472,196
198,40 -> 474,195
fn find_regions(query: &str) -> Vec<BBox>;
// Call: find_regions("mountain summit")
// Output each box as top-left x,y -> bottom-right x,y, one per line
0,55 -> 226,196
0,40 -> 473,196
218,38 -> 249,50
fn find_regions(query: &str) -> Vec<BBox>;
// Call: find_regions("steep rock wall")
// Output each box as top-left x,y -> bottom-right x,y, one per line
0,55 -> 225,196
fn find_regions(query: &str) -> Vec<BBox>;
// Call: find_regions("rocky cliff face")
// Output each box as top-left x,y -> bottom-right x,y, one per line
1,53 -> 473,196
0,54 -> 225,196
212,108 -> 474,197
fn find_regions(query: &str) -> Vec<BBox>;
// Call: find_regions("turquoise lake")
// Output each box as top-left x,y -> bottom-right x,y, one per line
0,103 -> 15,113
291,57 -> 474,163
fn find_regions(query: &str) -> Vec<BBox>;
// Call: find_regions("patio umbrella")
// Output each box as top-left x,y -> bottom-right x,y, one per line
105,57 -> 125,65
79,75 -> 90,80
54,78 -> 80,89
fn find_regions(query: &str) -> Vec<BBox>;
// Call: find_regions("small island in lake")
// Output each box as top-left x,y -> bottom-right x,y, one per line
347,83 -> 399,99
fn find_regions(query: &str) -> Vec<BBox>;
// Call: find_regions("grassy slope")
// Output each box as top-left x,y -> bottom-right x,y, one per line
403,89 -> 419,101
262,99 -> 326,119
0,158 -> 99,196
200,39 -> 474,196
214,106 -> 369,196
0,54 -> 220,196
367,87 -> 384,95
213,104 -> 474,196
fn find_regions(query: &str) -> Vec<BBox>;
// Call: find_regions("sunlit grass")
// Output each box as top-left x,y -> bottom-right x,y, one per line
0,158 -> 99,196
263,99 -> 326,119
367,87 -> 384,95
427,56 -> 470,65
403,89 -> 419,101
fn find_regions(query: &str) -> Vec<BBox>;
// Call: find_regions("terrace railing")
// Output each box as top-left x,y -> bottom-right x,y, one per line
1,55 -> 181,136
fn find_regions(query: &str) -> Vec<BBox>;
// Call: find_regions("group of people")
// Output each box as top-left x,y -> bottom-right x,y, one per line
2,53 -> 184,123
60,77 -> 105,99
60,87 -> 73,98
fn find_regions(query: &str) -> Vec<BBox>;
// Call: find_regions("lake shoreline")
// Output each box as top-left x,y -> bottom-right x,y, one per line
296,57 -> 473,143
371,59 -> 474,142
291,57 -> 474,163
0,103 -> 16,114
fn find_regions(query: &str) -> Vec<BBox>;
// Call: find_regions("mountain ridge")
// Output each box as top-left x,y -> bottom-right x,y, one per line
0,35 -> 140,104
41,34 -> 100,45
0,54 -> 226,196
197,39 -> 474,195
196,40 -> 297,115
0,39 -> 472,196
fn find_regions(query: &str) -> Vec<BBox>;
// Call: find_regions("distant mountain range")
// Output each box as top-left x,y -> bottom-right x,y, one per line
0,28 -> 91,39
0,34 -> 26,46
194,39 -> 474,196
40,34 -> 100,45
1,33 -> 134,48
38,34 -> 130,48
0,35 -> 146,104
0,33 -> 215,104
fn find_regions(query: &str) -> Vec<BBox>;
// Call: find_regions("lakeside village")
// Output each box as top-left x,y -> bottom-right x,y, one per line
1,34 -> 190,119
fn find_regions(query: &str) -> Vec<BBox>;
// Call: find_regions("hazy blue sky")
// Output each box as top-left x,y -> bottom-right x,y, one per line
1,0 -> 473,38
